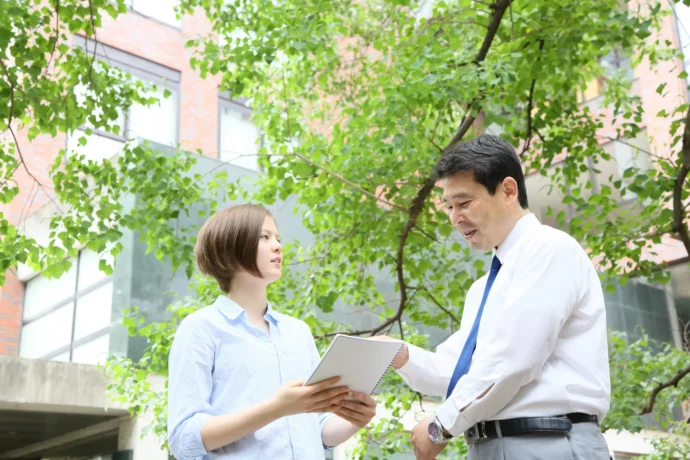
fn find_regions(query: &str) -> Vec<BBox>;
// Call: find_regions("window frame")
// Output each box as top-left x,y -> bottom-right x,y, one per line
20,250 -> 113,362
217,92 -> 263,171
71,35 -> 181,146
128,0 -> 183,31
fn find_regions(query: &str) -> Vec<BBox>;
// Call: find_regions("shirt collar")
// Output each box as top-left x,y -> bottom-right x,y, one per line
494,213 -> 540,263
212,295 -> 282,325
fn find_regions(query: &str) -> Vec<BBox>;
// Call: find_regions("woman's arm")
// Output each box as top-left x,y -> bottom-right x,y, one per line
201,378 -> 350,452
168,317 -> 348,459
321,392 -> 377,447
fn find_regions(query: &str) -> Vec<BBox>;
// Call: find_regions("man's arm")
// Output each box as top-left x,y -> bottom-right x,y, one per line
435,239 -> 586,436
374,284 -> 480,397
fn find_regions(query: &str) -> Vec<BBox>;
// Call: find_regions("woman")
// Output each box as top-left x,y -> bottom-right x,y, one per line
168,204 -> 376,459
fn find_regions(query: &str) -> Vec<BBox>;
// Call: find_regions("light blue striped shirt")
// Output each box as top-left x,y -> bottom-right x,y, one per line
168,296 -> 334,460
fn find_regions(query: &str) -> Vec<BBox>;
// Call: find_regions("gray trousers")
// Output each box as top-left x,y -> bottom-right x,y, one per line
467,421 -> 612,460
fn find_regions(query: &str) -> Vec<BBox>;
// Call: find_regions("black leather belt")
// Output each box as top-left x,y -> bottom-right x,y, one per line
465,412 -> 598,444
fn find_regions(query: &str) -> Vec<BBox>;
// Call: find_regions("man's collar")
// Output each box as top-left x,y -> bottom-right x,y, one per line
494,213 -> 539,263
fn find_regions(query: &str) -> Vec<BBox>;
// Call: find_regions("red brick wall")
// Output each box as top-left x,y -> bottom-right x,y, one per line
0,9 -> 220,356
0,271 -> 23,356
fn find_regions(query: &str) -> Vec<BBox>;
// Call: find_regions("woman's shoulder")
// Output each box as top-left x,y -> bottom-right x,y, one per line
271,311 -> 313,336
176,305 -> 223,338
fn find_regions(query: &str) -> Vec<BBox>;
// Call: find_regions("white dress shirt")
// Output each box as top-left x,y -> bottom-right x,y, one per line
397,213 -> 610,436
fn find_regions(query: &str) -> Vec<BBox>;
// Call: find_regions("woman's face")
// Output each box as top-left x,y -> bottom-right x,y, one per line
256,216 -> 282,283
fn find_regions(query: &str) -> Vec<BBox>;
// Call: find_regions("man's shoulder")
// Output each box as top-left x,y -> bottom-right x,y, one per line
527,222 -> 584,255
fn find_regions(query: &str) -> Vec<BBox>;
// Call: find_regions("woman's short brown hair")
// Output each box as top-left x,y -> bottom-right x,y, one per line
194,204 -> 272,292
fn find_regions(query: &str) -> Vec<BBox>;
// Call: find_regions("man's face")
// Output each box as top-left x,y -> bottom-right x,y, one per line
441,171 -> 508,253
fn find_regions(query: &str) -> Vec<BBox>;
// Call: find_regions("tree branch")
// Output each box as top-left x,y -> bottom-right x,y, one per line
423,288 -> 460,326
0,57 -> 15,126
475,0 -> 513,65
279,62 -> 407,212
44,0 -> 61,76
380,0 -> 513,338
673,106 -> 690,255
640,106 -> 690,416
521,38 -> 545,157
640,364 -> 690,415
596,135 -> 668,161
87,0 -> 97,82
412,225 -> 440,244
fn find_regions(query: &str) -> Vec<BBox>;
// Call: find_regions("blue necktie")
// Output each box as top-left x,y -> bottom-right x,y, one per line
446,256 -> 502,398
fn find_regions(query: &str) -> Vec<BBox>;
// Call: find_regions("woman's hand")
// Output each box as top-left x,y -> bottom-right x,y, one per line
333,392 -> 377,428
270,377 -> 350,417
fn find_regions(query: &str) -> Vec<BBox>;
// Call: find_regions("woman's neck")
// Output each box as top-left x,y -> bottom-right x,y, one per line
227,275 -> 269,324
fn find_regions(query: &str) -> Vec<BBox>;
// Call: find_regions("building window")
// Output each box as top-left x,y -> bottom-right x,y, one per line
20,249 -> 114,365
66,129 -> 126,163
578,49 -> 633,102
71,36 -> 180,148
128,0 -> 182,29
675,3 -> 690,89
604,280 -> 675,347
218,96 -> 261,171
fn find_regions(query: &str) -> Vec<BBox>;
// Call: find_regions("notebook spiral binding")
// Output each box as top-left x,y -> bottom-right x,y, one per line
371,343 -> 404,395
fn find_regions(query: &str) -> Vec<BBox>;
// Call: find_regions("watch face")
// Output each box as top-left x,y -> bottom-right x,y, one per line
427,421 -> 441,441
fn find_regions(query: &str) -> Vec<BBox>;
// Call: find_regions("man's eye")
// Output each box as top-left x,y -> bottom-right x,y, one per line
460,201 -> 470,208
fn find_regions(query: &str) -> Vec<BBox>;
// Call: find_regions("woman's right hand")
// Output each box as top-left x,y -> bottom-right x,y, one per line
270,376 -> 350,417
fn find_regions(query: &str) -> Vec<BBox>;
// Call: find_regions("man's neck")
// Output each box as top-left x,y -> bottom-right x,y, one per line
496,208 -> 532,250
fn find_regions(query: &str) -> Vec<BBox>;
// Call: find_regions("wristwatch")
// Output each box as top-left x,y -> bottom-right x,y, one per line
427,415 -> 453,444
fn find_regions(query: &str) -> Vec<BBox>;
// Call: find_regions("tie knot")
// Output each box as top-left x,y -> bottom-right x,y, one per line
490,256 -> 502,272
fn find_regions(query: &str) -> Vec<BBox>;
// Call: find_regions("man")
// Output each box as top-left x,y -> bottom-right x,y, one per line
382,135 -> 611,459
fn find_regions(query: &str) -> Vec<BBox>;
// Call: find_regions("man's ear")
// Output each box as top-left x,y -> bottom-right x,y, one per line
501,177 -> 519,207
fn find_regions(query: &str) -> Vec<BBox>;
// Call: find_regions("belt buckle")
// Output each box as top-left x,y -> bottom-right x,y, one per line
476,421 -> 488,440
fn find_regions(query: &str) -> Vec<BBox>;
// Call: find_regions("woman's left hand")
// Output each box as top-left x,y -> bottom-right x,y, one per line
333,392 -> 377,428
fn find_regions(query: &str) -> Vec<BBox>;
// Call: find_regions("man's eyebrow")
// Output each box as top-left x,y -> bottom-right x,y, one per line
442,192 -> 471,202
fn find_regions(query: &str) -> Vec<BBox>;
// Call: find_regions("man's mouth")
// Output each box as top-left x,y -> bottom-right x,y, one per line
463,230 -> 477,240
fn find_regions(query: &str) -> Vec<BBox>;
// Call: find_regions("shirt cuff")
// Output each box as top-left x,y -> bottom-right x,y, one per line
395,343 -> 426,385
435,399 -> 471,437
319,413 -> 337,451
178,413 -> 212,459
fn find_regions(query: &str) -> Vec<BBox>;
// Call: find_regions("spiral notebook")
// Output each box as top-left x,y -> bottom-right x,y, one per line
303,334 -> 404,395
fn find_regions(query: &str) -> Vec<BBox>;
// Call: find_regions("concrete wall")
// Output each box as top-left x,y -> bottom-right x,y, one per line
0,355 -> 127,414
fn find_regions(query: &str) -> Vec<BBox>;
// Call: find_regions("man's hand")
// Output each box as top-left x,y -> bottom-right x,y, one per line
371,336 -> 409,369
333,392 -> 377,428
411,416 -> 446,460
